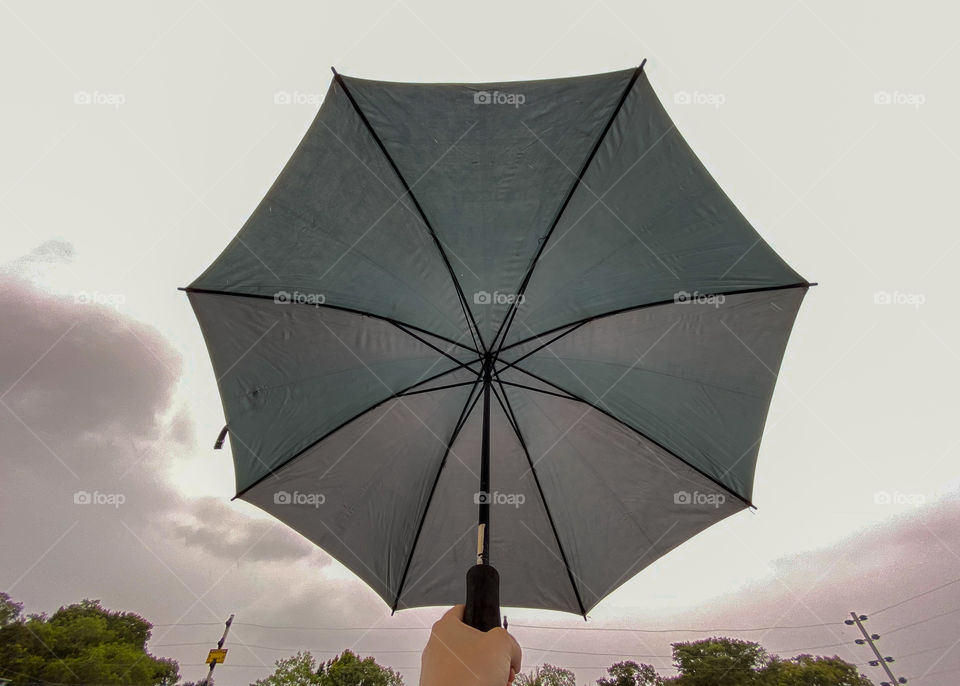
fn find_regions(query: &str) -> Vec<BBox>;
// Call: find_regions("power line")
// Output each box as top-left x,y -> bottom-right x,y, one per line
511,620 -> 839,633
155,639 -> 861,661
885,605 -> 960,636
236,621 -> 430,631
153,641 -> 423,653
870,575 -> 960,617
897,644 -> 960,660
904,666 -> 960,680
151,618 -> 839,634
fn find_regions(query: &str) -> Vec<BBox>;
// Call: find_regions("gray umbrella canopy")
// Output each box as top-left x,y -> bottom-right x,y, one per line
186,63 -> 810,616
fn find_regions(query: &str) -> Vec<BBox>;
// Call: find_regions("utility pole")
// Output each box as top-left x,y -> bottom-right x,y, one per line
846,612 -> 906,685
203,614 -> 234,686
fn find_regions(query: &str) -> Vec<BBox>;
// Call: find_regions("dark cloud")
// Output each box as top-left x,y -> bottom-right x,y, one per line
0,274 -> 324,589
172,497 -> 313,563
0,274 -> 180,444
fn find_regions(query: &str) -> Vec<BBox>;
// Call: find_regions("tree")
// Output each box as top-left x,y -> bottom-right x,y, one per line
252,650 -> 403,686
643,638 -> 871,686
252,652 -> 323,686
670,637 -> 767,686
597,660 -> 663,686
0,595 -> 178,686
0,593 -> 24,628
316,650 -> 403,686
515,663 -> 576,686
759,654 -> 873,686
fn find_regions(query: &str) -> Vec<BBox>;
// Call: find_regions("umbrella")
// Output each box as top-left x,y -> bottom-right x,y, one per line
184,62 -> 811,630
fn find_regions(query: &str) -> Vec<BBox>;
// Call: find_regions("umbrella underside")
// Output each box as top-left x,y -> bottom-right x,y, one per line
187,64 -> 809,615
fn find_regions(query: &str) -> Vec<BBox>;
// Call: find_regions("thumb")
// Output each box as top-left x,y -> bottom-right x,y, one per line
498,629 -> 522,676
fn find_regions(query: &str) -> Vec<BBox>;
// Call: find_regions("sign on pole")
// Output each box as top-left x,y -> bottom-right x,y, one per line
206,649 -> 228,664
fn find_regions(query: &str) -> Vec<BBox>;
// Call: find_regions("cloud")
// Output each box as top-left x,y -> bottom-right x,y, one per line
0,273 -> 181,443
0,273 -> 326,592
171,497 -> 313,563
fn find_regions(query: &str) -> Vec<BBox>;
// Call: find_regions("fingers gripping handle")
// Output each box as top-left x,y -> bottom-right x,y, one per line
463,564 -> 501,632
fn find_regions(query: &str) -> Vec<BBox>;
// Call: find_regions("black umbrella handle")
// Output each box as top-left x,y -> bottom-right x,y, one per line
463,564 -> 501,631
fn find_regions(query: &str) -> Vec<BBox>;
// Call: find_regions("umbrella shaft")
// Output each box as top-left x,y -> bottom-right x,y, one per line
478,362 -> 492,564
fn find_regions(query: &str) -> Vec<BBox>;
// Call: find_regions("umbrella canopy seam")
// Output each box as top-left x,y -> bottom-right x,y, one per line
332,70 -> 485,353
391,378 -> 485,611
491,380 -> 588,617
490,61 -> 646,356
499,281 -> 813,356
231,363 -> 478,501
497,359 -> 754,508
181,286 -> 480,355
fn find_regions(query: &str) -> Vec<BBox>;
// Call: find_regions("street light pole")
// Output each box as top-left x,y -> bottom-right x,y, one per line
847,612 -> 904,685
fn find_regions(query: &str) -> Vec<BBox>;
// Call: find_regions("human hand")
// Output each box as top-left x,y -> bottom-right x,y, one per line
420,605 -> 522,686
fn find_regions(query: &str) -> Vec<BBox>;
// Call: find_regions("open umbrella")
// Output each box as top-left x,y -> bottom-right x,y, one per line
185,62 -> 811,630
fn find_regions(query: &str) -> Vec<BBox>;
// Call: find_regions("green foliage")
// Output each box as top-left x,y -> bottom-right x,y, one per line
252,649 -> 403,686
317,649 -> 403,686
579,638 -> 873,686
759,654 -> 873,686
252,652 -> 323,686
1,593 -> 24,628
0,595 -> 178,686
597,660 -> 663,686
670,636 -> 768,686
515,663 -> 576,686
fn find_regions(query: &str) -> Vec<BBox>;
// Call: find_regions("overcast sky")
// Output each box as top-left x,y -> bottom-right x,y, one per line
2,1 -> 959,685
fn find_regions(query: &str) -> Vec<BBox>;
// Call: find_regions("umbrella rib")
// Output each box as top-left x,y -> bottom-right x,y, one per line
495,320 -> 590,372
398,380 -> 478,397
499,360 -> 754,509
491,378 -> 588,618
231,364 -> 475,501
332,71 -> 486,353
494,379 -> 580,403
391,322 -> 483,376
392,378 -> 484,612
498,281 -> 814,355
490,61 -> 646,356
181,286 -> 479,354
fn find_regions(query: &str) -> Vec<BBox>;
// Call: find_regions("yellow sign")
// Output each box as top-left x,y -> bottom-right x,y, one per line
206,649 -> 228,664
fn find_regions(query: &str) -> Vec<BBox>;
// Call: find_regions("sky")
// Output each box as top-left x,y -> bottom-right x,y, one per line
1,1 -> 959,685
